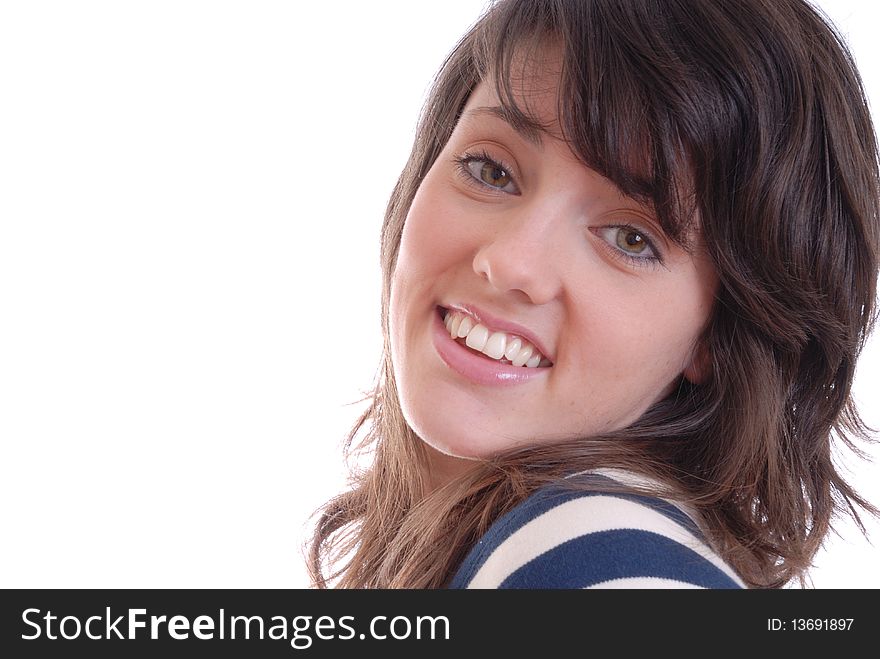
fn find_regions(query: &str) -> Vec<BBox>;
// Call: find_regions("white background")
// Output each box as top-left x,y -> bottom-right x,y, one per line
0,1 -> 877,589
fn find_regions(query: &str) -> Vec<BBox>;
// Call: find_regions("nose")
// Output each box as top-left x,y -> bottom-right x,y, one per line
471,212 -> 564,305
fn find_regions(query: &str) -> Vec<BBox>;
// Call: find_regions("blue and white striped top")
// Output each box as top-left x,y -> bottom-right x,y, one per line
449,470 -> 745,589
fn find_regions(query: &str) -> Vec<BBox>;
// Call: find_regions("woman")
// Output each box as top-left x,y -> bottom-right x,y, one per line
308,0 -> 880,588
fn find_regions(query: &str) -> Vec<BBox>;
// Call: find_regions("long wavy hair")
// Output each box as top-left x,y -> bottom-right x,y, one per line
308,0 -> 880,588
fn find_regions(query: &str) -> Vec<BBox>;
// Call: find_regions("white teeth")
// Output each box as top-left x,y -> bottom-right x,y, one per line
442,309 -> 550,368
503,337 -> 522,361
450,313 -> 463,338
511,344 -> 534,367
465,324 -> 490,351
483,331 -> 507,360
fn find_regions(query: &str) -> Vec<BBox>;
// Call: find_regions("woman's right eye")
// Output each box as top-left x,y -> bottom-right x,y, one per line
455,151 -> 521,194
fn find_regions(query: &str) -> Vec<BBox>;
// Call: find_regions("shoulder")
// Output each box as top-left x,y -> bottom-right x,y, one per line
449,471 -> 746,589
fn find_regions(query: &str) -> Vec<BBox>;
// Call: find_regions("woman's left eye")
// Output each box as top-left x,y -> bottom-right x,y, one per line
455,152 -> 520,194
593,225 -> 664,267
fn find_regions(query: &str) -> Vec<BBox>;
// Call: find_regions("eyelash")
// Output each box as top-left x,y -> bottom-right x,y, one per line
453,150 -> 665,270
453,150 -> 519,194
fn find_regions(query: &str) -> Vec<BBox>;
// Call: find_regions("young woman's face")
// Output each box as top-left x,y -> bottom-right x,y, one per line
389,66 -> 718,461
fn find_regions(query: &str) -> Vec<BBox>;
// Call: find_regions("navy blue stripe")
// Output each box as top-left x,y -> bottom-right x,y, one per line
498,529 -> 742,589
448,474 -> 708,588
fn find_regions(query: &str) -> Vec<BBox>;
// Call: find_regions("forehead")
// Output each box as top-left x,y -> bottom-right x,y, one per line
464,47 -> 564,133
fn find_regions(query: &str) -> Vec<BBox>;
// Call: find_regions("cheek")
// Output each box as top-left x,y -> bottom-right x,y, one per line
401,183 -> 444,259
389,181 -> 463,358
398,177 -> 484,276
390,191 -> 442,320
565,283 -> 710,391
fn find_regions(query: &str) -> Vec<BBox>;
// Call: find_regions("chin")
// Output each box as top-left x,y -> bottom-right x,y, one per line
430,442 -> 484,463
403,408 -> 481,460
426,438 -> 485,460
414,424 -> 482,459
414,418 -> 528,462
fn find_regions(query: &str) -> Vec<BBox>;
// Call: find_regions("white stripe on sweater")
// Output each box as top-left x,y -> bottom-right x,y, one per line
586,576 -> 705,589
466,495 -> 746,588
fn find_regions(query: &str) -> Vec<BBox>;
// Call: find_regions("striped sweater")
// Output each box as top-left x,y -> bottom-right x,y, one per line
449,470 -> 745,589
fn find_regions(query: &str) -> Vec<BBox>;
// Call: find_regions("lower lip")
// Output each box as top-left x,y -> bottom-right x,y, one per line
431,309 -> 550,386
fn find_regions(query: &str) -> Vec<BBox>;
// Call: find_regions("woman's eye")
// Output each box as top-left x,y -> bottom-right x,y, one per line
615,227 -> 650,254
594,225 -> 664,267
456,153 -> 520,194
469,159 -> 512,188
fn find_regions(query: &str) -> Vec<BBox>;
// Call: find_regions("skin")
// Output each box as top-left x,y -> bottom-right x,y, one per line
388,60 -> 718,473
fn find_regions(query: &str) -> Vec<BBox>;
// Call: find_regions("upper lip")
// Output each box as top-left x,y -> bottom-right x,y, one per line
444,302 -> 555,364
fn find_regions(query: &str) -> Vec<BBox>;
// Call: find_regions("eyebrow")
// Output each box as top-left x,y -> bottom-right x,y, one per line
461,105 -> 546,147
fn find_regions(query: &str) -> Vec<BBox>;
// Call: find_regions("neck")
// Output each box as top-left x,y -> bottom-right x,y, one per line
423,444 -> 480,491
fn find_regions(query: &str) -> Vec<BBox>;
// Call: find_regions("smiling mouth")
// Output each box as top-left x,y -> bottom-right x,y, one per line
439,307 -> 553,368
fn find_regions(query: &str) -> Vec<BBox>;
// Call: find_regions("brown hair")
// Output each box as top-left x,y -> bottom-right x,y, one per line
308,0 -> 880,588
